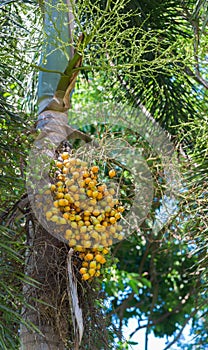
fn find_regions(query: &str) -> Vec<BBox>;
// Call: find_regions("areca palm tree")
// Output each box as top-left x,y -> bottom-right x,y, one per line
0,0 -> 207,349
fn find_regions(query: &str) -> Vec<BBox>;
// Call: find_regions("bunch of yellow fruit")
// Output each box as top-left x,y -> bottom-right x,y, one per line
44,151 -> 125,280
75,246 -> 109,281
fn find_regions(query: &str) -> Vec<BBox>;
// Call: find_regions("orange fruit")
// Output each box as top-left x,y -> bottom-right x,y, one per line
50,184 -> 56,191
87,189 -> 92,197
106,195 -> 113,203
65,179 -> 74,186
62,167 -> 69,174
80,226 -> 87,233
71,222 -> 78,229
53,200 -> 59,208
58,199 -> 69,206
50,215 -> 59,222
82,273 -> 90,280
98,185 -> 106,192
109,217 -> 116,224
91,165 -> 99,173
91,231 -> 99,240
59,218 -> 67,224
63,213 -> 70,220
100,257 -> 106,264
83,233 -> 90,241
95,254 -> 103,263
56,192 -> 64,199
107,238 -> 113,245
80,267 -> 87,275
95,224 -> 105,232
110,209 -> 116,216
63,160 -> 70,167
97,193 -> 103,200
83,171 -> 90,178
75,245 -> 84,252
56,161 -> 63,169
91,217 -> 99,225
108,188 -> 115,195
113,199 -> 119,206
77,220 -> 84,227
118,206 -> 125,212
68,238 -> 76,246
73,171 -> 80,179
102,248 -> 109,255
46,211 -> 53,219
57,187 -> 64,193
89,268 -> 96,276
57,174 -> 65,181
65,229 -> 72,239
83,240 -> 91,248
115,213 -> 121,220
79,180 -> 86,188
92,190 -> 99,198
61,152 -> 69,160
69,158 -> 76,166
92,209 -> 100,216
70,185 -> 78,193
84,253 -> 94,261
97,214 -> 104,222
74,201 -> 80,208
79,253 -> 85,259
89,261 -> 97,268
69,214 -> 75,221
110,226 -> 116,233
105,206 -> 111,213
90,198 -> 97,206
88,180 -> 96,188
75,215 -> 81,221
109,169 -> 116,178
64,194 -> 74,202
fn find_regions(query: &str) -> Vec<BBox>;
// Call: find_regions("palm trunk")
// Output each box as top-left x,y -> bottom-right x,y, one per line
20,217 -> 70,350
20,2 -> 74,348
20,325 -> 65,350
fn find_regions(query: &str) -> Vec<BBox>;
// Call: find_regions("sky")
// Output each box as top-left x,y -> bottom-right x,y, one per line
122,317 -> 192,350
123,318 -> 168,350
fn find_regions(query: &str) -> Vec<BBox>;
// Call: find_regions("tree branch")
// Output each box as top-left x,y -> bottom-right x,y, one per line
66,0 -> 75,60
180,6 -> 208,90
161,309 -> 198,350
184,65 -> 208,90
0,194 -> 29,225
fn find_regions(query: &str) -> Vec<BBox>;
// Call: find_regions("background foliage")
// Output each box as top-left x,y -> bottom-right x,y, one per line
0,0 -> 207,349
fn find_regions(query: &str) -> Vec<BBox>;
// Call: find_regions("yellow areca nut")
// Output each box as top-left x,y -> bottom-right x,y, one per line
82,273 -> 90,281
109,169 -> 116,178
61,152 -> 70,160
84,253 -> 94,261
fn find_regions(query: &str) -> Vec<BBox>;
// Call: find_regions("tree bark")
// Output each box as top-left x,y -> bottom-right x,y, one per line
20,217 -> 70,350
20,1 -> 74,347
20,325 -> 65,350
